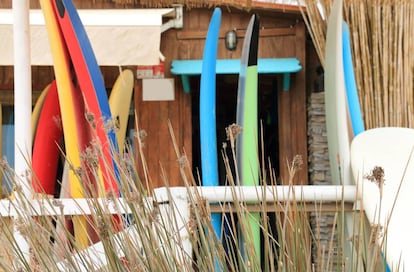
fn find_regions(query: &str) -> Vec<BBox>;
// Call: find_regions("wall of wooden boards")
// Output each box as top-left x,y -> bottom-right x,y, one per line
151,8 -> 308,186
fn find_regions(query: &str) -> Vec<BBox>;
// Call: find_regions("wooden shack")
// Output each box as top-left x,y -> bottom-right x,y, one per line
0,0 -> 312,190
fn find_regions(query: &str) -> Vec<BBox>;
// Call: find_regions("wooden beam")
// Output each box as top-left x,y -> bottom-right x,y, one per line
177,27 -> 296,40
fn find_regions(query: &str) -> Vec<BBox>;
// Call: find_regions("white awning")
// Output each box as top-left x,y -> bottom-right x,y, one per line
0,8 -> 178,66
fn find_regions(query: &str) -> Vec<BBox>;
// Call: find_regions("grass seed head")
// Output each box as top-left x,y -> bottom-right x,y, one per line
364,166 -> 385,187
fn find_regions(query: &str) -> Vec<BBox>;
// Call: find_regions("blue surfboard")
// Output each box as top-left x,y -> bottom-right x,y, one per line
342,21 -> 391,272
342,22 -> 364,136
2,109 -> 13,194
200,8 -> 221,240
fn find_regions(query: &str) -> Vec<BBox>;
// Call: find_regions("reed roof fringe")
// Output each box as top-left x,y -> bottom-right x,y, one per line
112,0 -> 253,9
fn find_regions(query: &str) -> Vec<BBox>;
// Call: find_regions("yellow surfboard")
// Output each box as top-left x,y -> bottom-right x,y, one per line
109,69 -> 134,154
40,0 -> 89,249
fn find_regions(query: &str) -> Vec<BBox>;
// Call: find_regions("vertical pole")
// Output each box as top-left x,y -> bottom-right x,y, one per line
13,0 -> 32,265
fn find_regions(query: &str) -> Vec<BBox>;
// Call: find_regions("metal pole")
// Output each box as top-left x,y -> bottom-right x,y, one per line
12,0 -> 32,265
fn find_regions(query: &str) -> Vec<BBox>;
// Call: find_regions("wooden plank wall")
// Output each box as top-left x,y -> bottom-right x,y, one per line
0,1 -> 308,188
148,8 -> 308,186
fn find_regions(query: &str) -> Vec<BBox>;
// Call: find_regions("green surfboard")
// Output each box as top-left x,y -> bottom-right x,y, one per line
236,14 -> 260,262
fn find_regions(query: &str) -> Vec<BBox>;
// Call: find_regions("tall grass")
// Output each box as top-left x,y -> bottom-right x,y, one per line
0,120 -> 386,271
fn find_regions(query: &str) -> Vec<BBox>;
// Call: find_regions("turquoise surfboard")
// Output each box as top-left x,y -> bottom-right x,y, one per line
236,14 -> 260,260
200,8 -> 222,239
342,22 -> 364,136
342,20 -> 391,272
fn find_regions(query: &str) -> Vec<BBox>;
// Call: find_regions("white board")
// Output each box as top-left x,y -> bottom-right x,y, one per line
351,127 -> 414,270
324,0 -> 352,186
142,78 -> 175,101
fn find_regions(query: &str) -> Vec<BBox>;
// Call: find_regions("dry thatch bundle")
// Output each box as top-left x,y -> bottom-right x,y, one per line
301,0 -> 414,129
113,0 -> 253,9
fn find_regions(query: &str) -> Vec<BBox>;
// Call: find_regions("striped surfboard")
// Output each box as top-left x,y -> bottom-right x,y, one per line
52,0 -> 119,194
236,14 -> 261,261
40,0 -> 94,248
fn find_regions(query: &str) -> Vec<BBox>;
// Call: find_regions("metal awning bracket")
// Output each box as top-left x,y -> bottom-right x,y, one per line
161,4 -> 183,33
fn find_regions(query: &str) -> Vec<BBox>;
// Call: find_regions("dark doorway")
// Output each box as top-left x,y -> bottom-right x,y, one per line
191,74 -> 281,185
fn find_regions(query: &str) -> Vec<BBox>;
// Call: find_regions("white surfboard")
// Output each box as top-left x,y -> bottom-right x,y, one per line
324,0 -> 356,265
325,0 -> 351,187
351,127 -> 414,270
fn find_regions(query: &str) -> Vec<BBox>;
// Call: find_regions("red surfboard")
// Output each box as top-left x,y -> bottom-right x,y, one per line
32,81 -> 62,195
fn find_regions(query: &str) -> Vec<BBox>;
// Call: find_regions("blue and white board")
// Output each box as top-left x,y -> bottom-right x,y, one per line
199,8 -> 222,239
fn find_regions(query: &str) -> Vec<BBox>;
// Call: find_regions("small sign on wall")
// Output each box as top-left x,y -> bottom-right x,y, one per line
142,78 -> 175,101
136,62 -> 165,79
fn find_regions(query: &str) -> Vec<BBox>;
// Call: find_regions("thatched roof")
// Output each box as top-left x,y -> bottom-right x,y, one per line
112,0 -> 302,13
137,0 -> 252,9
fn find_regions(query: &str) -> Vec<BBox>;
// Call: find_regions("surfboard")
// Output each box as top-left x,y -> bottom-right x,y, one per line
108,69 -> 134,154
3,111 -> 14,194
324,0 -> 359,264
51,0 -> 119,194
40,0 -> 93,249
199,7 -> 222,240
341,13 -> 391,272
32,81 -> 63,196
342,22 -> 364,136
325,0 -> 351,187
32,83 -> 51,142
236,14 -> 260,260
351,127 -> 414,270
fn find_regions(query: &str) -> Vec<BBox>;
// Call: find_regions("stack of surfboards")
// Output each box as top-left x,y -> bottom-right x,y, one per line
31,0 -> 134,248
325,0 -> 414,270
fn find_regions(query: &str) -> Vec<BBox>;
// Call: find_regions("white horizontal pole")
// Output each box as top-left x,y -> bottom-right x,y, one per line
0,185 -> 358,218
0,197 -> 143,217
155,185 -> 359,204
